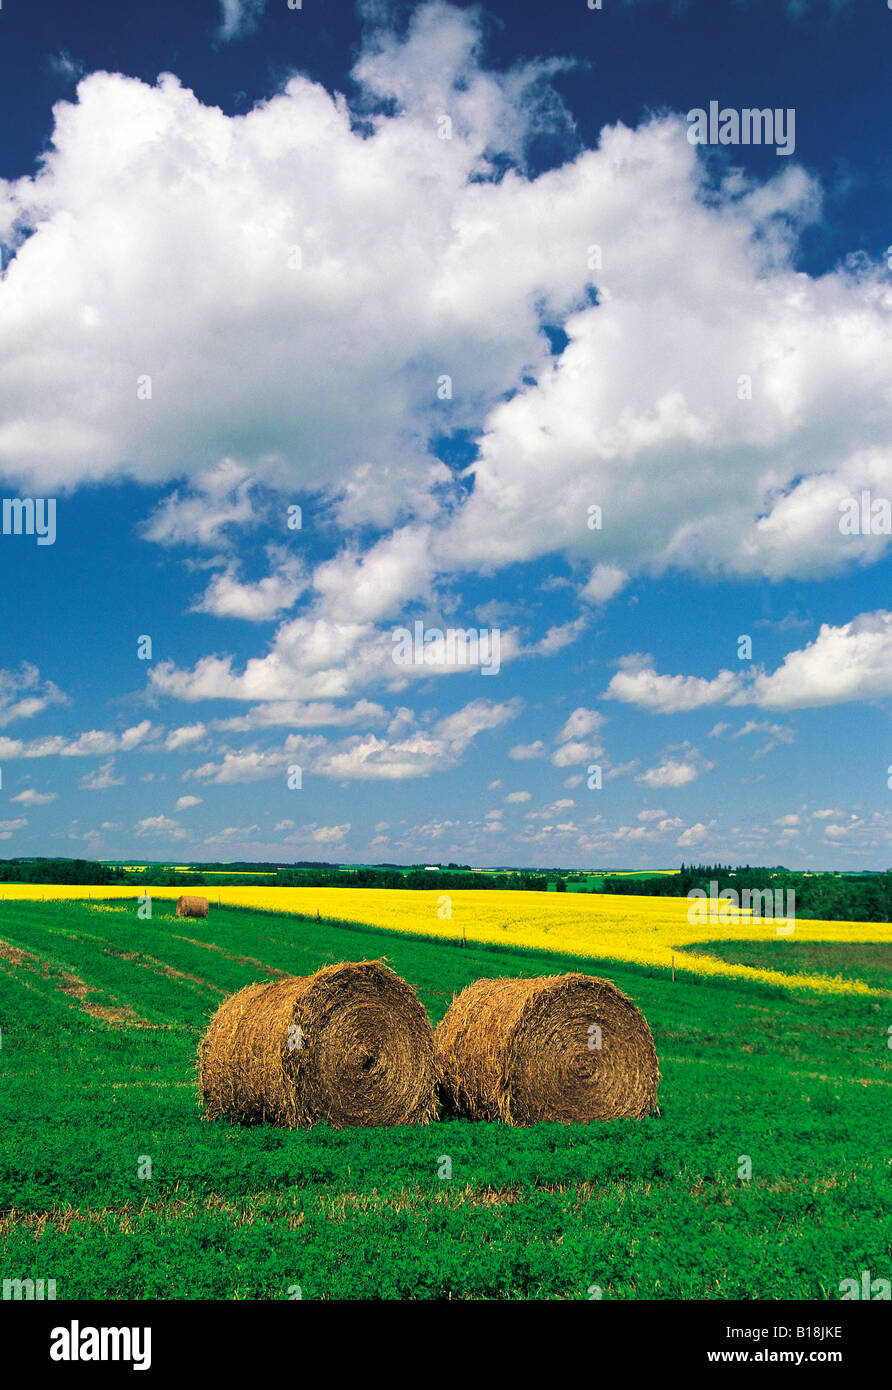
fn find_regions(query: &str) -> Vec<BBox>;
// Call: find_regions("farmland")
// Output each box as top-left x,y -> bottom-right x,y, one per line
0,883 -> 887,994
0,894 -> 890,1300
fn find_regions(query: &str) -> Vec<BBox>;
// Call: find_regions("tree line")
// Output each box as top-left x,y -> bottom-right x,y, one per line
601,863 -> 892,923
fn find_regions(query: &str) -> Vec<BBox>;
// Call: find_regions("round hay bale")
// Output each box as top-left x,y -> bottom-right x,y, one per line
176,895 -> 209,918
198,959 -> 438,1128
436,973 -> 659,1125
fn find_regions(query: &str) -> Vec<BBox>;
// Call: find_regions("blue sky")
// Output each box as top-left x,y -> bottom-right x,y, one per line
0,0 -> 889,868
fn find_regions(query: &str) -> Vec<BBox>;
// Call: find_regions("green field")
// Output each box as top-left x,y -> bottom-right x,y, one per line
0,898 -> 890,1299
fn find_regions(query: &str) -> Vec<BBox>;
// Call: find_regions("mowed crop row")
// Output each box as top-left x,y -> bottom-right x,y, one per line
0,897 -> 890,1299
0,884 -> 887,995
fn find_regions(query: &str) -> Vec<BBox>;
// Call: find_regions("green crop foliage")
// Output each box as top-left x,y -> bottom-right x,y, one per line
0,899 -> 889,1299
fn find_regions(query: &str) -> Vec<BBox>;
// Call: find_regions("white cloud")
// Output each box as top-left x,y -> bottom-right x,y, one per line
0,817 -> 27,838
205,824 -> 261,842
604,612 -> 892,716
212,699 -> 388,732
551,739 -> 602,768
165,724 -> 207,751
556,707 -> 603,742
9,788 -> 57,806
312,528 -> 435,625
528,617 -> 587,657
434,697 -> 522,749
0,15 -> 573,516
676,821 -> 711,847
636,756 -> 712,788
0,724 -> 159,761
188,698 -> 519,785
309,699 -> 517,782
581,564 -> 627,605
604,658 -> 742,712
175,795 -> 203,810
508,741 -> 546,761
134,814 -> 188,839
733,720 -> 795,742
310,823 -> 351,845
118,721 -> 156,752
0,2 -> 883,619
192,547 -> 305,622
824,819 -> 863,840
505,790 -> 531,803
142,462 -> 261,548
0,664 -> 67,727
79,760 -> 124,791
748,611 -> 892,709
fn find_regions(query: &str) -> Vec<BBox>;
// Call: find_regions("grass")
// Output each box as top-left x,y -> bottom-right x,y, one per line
684,939 -> 892,994
0,898 -> 889,1299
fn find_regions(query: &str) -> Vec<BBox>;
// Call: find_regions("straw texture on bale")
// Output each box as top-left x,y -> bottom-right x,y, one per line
199,959 -> 438,1129
436,973 -> 659,1125
176,895 -> 209,918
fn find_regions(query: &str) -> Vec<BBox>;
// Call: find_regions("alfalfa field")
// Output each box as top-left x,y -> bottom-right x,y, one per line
0,891 -> 889,1300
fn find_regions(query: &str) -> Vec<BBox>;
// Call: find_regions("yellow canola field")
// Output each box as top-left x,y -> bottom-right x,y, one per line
0,884 -> 888,996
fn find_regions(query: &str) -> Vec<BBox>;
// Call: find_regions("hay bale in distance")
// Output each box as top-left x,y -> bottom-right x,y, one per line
198,959 -> 438,1129
176,895 -> 209,918
436,973 -> 659,1125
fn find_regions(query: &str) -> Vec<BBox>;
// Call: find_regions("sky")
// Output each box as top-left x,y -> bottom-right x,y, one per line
0,0 -> 889,870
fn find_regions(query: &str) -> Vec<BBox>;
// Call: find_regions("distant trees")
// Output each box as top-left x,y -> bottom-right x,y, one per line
600,864 -> 892,923
0,858 -> 129,885
276,867 -> 547,890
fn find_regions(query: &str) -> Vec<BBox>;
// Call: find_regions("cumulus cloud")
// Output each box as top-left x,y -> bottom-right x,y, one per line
150,604 -> 522,704
434,697 -> 522,748
9,788 -> 57,806
604,657 -> 742,712
310,823 -> 351,845
748,610 -> 892,709
79,760 -> 124,790
0,11 -> 574,517
192,548 -> 305,622
134,814 -> 187,839
636,753 -> 713,788
0,664 -> 67,727
676,821 -> 712,847
581,564 -> 628,605
527,617 -> 588,657
211,699 -> 388,732
142,462 -> 261,548
604,613 -> 892,715
0,0 -> 885,618
0,721 -> 158,761
189,698 -> 520,785
556,707 -> 603,742
175,795 -> 202,810
165,724 -> 207,751
312,528 -> 436,625
508,741 -> 547,761
551,739 -> 602,768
